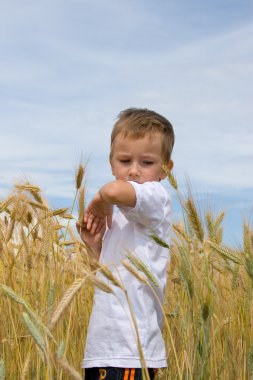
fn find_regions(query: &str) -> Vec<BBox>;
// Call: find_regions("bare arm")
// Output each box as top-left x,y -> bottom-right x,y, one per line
100,180 -> 136,207
84,180 -> 136,233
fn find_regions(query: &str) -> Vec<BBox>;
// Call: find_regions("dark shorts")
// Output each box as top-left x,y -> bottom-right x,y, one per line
84,367 -> 157,380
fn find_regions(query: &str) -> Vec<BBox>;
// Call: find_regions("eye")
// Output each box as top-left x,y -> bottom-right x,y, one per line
143,161 -> 154,165
119,159 -> 130,163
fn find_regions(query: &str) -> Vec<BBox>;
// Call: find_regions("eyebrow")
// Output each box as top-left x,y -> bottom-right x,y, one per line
115,152 -> 157,159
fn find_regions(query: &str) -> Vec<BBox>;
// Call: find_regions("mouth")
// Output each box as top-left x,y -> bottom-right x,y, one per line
125,178 -> 141,184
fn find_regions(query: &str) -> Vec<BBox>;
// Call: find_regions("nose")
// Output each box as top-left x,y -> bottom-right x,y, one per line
128,162 -> 140,179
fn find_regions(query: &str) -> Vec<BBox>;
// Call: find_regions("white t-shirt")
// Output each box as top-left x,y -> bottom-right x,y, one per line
82,181 -> 172,369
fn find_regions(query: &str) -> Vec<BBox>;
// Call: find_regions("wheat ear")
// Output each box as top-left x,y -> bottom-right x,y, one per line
162,164 -> 178,190
78,185 -> 85,224
0,284 -> 56,342
126,253 -> 159,287
185,198 -> 204,242
207,240 -> 241,264
89,274 -> 114,293
121,259 -> 147,284
173,223 -> 189,241
75,164 -> 85,190
150,233 -> 170,248
244,223 -> 252,256
49,276 -> 87,330
15,184 -> 41,193
60,213 -> 74,219
47,280 -> 56,319
0,196 -> 14,213
22,312 -> 46,359
30,190 -> 46,206
5,219 -> 15,243
56,357 -> 82,380
50,207 -> 69,216
97,264 -> 123,288
213,211 -> 225,230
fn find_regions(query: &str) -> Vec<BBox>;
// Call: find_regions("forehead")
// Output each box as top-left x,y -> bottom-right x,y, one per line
112,132 -> 163,153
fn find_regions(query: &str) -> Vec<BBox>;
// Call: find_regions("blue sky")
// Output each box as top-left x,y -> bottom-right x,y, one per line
0,0 -> 253,245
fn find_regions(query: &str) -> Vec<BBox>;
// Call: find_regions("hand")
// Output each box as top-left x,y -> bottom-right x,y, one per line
76,219 -> 106,259
84,191 -> 113,233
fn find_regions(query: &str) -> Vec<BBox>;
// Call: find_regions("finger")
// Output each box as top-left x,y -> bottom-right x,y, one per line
86,216 -> 92,230
90,217 -> 100,235
86,214 -> 95,230
84,211 -> 88,223
95,218 -> 106,234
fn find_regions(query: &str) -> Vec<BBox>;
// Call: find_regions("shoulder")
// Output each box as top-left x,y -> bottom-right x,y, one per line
119,181 -> 171,229
129,181 -> 169,203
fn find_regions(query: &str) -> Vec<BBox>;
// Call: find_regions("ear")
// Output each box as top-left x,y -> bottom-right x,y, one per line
160,160 -> 174,180
168,159 -> 174,170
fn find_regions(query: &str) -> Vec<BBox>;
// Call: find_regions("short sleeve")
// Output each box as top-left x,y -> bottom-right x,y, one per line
118,181 -> 169,229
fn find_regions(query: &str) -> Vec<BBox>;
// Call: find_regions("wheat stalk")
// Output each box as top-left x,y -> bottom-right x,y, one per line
20,347 -> 32,380
0,359 -> 5,380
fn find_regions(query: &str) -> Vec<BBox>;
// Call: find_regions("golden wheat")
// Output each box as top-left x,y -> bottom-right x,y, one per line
75,164 -> 85,190
1,176 -> 253,379
49,276 -> 87,330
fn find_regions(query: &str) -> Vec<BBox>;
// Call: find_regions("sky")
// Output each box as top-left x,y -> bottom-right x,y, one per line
0,0 -> 253,245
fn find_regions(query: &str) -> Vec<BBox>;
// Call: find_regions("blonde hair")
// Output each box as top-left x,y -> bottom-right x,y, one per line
110,108 -> 175,163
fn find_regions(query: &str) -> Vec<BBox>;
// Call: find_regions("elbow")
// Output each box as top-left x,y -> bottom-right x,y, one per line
100,180 -> 136,207
100,181 -> 123,203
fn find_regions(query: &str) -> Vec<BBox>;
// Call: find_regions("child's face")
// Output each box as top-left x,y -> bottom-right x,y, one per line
110,133 -> 173,183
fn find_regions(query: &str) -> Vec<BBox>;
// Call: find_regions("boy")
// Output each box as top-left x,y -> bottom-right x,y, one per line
77,108 -> 175,380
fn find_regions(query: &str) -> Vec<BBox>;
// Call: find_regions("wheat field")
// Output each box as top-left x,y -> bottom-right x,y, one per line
0,166 -> 253,380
